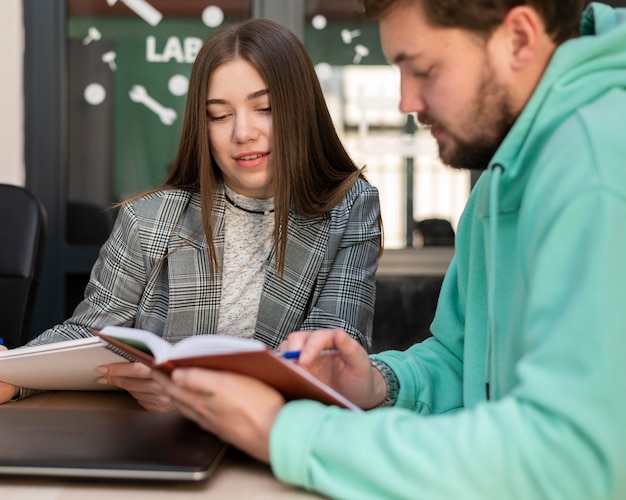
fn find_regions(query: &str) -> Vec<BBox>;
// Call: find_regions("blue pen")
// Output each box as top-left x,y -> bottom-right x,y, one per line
278,350 -> 301,360
276,349 -> 337,360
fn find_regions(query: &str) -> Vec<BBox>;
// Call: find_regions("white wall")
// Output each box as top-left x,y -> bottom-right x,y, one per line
0,0 -> 24,186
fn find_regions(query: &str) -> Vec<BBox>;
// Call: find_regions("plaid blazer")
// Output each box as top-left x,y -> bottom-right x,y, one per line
30,179 -> 381,351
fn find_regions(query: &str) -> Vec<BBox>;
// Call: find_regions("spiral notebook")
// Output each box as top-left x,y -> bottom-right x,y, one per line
0,407 -> 228,481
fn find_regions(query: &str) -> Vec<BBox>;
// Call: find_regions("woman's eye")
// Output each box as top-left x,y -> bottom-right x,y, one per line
258,106 -> 272,114
208,113 -> 228,122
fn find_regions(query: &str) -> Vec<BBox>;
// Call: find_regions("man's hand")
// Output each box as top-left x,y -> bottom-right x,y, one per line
96,361 -> 175,412
156,368 -> 285,463
280,328 -> 388,409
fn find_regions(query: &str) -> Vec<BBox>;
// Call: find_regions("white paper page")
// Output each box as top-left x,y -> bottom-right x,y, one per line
0,337 -> 129,390
100,325 -> 265,363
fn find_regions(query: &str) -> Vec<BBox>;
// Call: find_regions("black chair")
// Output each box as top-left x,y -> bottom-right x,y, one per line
0,184 -> 47,348
414,218 -> 455,247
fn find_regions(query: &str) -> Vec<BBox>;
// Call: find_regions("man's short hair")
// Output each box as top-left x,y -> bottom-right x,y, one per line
360,0 -> 584,44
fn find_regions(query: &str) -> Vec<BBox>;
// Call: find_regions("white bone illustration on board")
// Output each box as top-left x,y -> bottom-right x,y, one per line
353,44 -> 370,64
341,29 -> 361,44
82,27 -> 102,45
129,85 -> 177,125
106,0 -> 163,27
101,51 -> 117,71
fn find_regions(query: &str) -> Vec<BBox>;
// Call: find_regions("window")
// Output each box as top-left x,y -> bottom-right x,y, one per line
304,1 -> 469,248
65,0 -> 468,249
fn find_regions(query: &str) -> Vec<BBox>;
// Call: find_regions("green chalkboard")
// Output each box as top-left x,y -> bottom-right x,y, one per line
68,14 -> 385,199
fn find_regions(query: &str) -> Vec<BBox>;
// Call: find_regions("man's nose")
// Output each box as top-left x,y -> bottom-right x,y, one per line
398,79 -> 426,115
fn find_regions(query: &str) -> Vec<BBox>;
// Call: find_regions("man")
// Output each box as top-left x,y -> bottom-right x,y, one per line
159,1 -> 626,497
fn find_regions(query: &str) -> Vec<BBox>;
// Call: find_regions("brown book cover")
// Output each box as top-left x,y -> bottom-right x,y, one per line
94,329 -> 361,411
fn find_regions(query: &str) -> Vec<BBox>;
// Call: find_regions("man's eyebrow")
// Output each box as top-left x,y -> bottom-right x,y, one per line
207,88 -> 269,105
391,51 -> 421,65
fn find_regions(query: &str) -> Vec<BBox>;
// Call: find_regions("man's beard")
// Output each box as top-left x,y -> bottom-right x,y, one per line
426,63 -> 518,171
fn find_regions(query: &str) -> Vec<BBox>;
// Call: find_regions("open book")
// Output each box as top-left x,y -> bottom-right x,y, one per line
0,326 -> 360,411
95,326 -> 360,411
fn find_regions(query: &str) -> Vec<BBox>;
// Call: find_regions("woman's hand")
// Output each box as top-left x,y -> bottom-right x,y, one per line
96,361 -> 176,412
280,328 -> 388,409
156,368 -> 285,463
0,345 -> 19,403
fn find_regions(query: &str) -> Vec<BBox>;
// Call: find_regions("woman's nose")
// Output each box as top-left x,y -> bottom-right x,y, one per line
233,114 -> 259,143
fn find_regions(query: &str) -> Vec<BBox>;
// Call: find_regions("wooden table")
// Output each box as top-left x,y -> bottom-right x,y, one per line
0,391 -> 323,499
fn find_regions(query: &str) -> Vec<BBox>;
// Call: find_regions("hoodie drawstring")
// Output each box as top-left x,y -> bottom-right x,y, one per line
485,163 -> 505,400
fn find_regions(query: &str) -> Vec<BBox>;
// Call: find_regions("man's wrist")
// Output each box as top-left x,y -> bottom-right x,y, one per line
369,358 -> 400,408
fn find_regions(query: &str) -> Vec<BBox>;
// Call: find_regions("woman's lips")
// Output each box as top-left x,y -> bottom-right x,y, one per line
234,152 -> 269,168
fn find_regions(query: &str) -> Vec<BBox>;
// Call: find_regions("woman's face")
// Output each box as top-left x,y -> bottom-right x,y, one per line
206,59 -> 274,199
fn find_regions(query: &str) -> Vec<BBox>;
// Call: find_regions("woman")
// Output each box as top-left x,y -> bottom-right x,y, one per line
0,19 -> 381,409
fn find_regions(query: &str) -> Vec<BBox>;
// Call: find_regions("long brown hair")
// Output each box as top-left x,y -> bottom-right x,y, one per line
164,18 -> 367,273
360,0 -> 584,44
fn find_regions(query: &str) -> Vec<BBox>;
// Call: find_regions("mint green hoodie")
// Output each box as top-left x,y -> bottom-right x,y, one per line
269,4 -> 626,499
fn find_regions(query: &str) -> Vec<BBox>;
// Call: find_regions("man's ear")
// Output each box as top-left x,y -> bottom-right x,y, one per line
500,6 -> 546,71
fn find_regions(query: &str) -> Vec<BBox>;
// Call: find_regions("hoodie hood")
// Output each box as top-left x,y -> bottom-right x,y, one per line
476,3 -> 626,399
478,2 -> 626,218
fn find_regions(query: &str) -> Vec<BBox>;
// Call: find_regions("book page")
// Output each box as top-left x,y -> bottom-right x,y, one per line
165,335 -> 265,361
100,326 -> 172,360
100,326 -> 266,364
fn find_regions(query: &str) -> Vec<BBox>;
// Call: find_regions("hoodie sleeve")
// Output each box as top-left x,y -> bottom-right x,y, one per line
370,258 -> 466,415
271,301 -> 625,500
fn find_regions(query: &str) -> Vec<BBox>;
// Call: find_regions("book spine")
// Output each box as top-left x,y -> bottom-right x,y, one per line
103,343 -> 138,362
156,360 -> 177,374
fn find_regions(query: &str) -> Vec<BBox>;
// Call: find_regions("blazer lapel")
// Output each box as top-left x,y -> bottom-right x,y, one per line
255,211 -> 330,346
163,191 -> 225,339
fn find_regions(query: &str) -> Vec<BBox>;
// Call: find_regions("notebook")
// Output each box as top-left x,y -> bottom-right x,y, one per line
0,407 -> 228,481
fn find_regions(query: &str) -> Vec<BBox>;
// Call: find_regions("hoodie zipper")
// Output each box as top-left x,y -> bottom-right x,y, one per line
485,163 -> 505,400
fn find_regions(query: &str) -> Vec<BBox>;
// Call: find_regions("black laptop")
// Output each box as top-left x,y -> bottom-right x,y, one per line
0,408 -> 228,481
